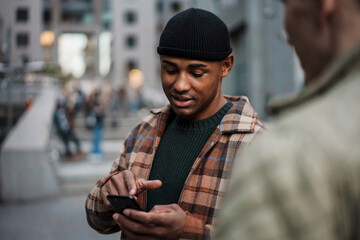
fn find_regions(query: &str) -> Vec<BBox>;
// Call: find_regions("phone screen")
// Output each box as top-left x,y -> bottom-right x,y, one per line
107,195 -> 143,213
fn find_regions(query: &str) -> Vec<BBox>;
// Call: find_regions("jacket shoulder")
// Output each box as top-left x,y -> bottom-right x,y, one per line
222,95 -> 265,134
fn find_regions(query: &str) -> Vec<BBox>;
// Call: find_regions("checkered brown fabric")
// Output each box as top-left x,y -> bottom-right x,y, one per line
86,95 -> 264,239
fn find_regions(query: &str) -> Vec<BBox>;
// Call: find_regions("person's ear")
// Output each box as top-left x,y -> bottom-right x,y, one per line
221,54 -> 234,78
319,0 -> 336,25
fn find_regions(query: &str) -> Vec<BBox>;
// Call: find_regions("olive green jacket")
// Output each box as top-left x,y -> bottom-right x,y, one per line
215,44 -> 360,240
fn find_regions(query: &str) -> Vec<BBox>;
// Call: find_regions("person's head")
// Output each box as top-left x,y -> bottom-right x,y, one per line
157,8 -> 234,121
280,0 -> 360,84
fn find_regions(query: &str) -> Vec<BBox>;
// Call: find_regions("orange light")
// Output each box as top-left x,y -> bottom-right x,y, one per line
40,31 -> 55,46
129,69 -> 144,88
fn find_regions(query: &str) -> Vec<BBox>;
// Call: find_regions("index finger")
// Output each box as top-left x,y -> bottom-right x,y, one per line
122,170 -> 137,196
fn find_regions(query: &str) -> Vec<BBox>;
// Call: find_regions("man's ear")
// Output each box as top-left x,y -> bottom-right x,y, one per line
319,0 -> 336,25
221,54 -> 234,78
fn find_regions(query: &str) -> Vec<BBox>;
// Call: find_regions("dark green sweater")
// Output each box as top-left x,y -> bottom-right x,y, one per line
146,101 -> 233,211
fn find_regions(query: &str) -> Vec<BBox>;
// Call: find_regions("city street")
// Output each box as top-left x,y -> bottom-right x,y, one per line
0,194 -> 119,240
0,104 -> 146,240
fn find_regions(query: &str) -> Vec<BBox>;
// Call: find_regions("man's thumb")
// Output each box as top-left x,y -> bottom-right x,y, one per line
137,179 -> 162,191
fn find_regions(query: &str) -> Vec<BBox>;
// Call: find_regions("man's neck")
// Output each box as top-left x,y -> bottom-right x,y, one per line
305,6 -> 360,86
333,4 -> 360,59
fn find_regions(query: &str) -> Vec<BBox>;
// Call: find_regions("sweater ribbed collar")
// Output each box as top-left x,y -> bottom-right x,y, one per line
150,95 -> 260,134
175,101 -> 233,130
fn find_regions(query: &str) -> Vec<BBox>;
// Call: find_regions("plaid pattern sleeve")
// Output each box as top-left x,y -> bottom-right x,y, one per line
85,119 -> 146,234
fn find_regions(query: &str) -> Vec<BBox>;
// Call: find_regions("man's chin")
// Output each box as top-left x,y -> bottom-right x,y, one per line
171,107 -> 196,120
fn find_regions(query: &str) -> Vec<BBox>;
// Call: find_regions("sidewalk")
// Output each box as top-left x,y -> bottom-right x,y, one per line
57,140 -> 123,196
0,195 -> 119,240
0,112 -> 148,239
0,140 -> 123,240
0,140 -> 124,240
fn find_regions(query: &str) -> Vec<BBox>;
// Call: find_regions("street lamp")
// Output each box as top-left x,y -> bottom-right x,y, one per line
40,30 -> 55,47
40,31 -> 55,62
129,69 -> 144,88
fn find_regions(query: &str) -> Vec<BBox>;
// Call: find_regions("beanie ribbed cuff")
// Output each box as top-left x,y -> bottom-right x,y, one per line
157,46 -> 232,61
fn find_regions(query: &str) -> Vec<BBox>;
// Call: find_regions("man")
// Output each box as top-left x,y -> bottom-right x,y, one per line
85,8 -> 264,240
215,0 -> 360,239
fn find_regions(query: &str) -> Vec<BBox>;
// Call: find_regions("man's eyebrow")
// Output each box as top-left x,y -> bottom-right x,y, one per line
161,60 -> 207,68
189,63 -> 207,69
161,60 -> 177,66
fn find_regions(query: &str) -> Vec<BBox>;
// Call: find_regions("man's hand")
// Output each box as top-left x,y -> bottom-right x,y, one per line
113,204 -> 187,240
100,170 -> 162,208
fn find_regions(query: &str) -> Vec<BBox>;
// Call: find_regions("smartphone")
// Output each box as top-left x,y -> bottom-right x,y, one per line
107,195 -> 143,213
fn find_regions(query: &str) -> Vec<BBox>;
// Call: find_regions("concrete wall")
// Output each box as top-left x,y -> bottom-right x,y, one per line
0,87 -> 59,202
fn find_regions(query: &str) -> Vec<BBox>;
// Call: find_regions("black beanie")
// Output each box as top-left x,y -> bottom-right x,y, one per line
157,8 -> 232,61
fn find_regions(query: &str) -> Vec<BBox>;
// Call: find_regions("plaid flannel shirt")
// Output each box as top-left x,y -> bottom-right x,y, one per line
86,95 -> 264,239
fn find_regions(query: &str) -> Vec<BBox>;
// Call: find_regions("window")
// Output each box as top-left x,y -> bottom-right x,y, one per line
102,20 -> 111,30
125,11 -> 137,25
125,35 -> 137,48
127,60 -> 137,71
16,33 -> 29,47
102,0 -> 111,12
171,2 -> 181,13
16,8 -> 29,23
22,55 -> 29,64
156,0 -> 164,14
61,0 -> 94,24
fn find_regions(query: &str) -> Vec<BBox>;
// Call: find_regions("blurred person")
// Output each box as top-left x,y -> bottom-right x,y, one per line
84,88 -> 99,130
87,88 -> 106,162
109,88 -> 120,128
85,8 -> 264,240
215,0 -> 360,239
92,99 -> 105,161
53,96 -> 83,161
70,86 -> 86,115
67,87 -> 86,157
117,85 -> 128,117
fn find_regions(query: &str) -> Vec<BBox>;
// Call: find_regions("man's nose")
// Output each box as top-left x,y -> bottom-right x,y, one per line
173,72 -> 191,93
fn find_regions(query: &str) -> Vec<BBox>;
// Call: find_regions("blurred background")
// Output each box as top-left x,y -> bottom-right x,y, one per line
0,0 -> 304,239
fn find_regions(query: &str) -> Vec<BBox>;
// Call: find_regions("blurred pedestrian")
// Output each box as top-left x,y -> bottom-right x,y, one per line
86,8 -> 264,240
70,86 -> 86,115
215,0 -> 360,239
109,88 -> 120,128
53,96 -> 84,161
117,85 -> 128,117
87,88 -> 105,162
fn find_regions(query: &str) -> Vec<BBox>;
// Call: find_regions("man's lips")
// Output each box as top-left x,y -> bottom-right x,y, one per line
171,95 -> 193,108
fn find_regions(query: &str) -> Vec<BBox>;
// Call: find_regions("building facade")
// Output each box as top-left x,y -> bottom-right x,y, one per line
0,0 -> 43,69
111,0 -> 158,88
0,0 -> 303,119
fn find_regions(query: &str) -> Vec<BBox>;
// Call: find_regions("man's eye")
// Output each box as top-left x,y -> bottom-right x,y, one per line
165,69 -> 178,74
191,72 -> 204,78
